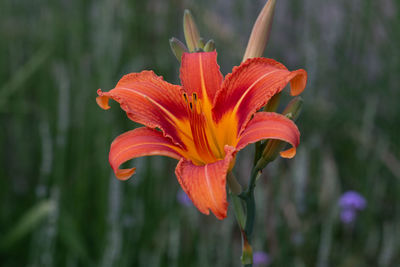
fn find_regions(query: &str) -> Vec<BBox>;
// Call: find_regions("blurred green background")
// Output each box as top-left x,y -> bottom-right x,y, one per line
1,0 -> 399,266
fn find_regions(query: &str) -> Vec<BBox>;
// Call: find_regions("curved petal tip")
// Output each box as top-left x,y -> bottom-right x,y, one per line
289,69 -> 307,96
175,146 -> 236,220
279,147 -> 296,159
108,127 -> 183,182
96,90 -> 110,110
115,167 -> 136,180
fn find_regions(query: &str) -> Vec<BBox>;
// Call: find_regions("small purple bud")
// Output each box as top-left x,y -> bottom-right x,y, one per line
339,191 -> 367,211
340,208 -> 357,224
338,191 -> 366,224
253,251 -> 271,266
177,190 -> 192,207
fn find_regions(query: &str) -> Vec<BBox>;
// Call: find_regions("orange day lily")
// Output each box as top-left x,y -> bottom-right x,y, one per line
97,51 -> 307,219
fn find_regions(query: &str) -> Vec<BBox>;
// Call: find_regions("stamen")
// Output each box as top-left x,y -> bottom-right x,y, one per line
192,93 -> 201,114
181,91 -> 222,164
190,111 -> 216,162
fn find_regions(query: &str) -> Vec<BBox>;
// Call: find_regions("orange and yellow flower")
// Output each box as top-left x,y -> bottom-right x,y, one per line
97,51 -> 307,219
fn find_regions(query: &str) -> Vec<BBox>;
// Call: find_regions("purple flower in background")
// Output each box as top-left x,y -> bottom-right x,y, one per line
339,191 -> 367,210
253,251 -> 271,266
340,208 -> 357,224
177,190 -> 193,207
338,191 -> 366,224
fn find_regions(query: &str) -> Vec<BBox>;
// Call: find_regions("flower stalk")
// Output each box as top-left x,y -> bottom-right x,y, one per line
231,97 -> 303,266
230,167 -> 262,267
231,1 -> 281,266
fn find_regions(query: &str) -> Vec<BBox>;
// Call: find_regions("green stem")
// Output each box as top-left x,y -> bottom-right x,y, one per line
254,141 -> 262,165
229,166 -> 262,267
248,168 -> 261,194
231,193 -> 246,229
244,168 -> 260,238
244,190 -> 255,238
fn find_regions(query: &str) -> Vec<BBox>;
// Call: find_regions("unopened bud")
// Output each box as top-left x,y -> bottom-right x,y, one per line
183,10 -> 201,52
242,0 -> 276,61
169,37 -> 188,62
282,96 -> 303,121
203,39 -> 215,52
197,38 -> 205,49
255,138 -> 286,170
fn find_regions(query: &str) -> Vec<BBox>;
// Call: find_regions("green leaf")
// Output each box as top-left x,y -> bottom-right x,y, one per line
0,200 -> 55,250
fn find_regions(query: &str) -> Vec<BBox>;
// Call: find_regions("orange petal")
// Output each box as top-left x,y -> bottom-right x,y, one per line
175,146 -> 236,220
97,71 -> 188,147
109,127 -> 183,180
213,58 -> 307,135
96,95 -> 111,110
236,112 -> 300,158
180,52 -> 223,102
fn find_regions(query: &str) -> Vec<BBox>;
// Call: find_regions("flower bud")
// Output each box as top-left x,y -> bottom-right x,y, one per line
242,0 -> 276,61
255,138 -> 286,170
169,37 -> 188,62
183,9 -> 201,52
282,96 -> 303,121
197,38 -> 205,49
203,39 -> 215,52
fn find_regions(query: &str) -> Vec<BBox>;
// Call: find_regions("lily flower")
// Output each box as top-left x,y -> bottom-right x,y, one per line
97,51 -> 307,219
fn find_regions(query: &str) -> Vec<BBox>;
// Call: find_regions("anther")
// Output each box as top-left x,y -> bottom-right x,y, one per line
183,93 -> 188,103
